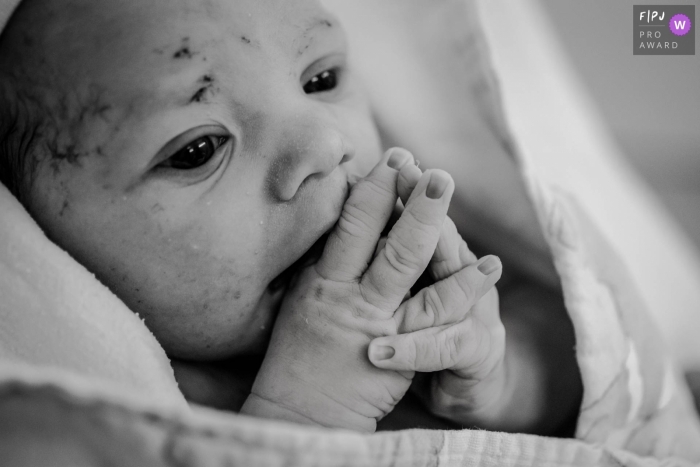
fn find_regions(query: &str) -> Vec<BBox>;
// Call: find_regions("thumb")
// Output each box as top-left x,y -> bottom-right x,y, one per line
368,321 -> 480,372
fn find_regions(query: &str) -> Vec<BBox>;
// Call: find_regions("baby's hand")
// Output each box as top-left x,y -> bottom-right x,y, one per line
241,149 -> 497,432
368,154 -> 508,427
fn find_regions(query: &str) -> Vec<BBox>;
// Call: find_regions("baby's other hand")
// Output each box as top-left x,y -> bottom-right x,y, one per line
368,150 -> 508,427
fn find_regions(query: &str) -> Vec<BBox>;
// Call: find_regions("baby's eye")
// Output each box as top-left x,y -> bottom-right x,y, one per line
303,68 -> 338,94
162,135 -> 229,170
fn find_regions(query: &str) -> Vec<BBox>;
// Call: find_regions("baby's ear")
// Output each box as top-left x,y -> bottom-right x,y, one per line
397,163 -> 422,205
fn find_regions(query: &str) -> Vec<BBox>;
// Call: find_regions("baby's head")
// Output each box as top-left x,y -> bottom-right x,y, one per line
0,0 -> 380,359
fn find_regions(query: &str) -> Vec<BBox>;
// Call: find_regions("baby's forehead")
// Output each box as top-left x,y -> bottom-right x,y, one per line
1,0 -> 340,162
6,0 -> 336,100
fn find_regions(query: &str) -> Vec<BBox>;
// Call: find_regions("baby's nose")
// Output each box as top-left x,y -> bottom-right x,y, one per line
269,120 -> 355,202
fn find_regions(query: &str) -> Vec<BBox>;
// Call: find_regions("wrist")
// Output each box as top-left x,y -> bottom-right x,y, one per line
240,393 -> 324,427
431,359 -> 510,428
242,388 -> 377,432
245,355 -> 377,432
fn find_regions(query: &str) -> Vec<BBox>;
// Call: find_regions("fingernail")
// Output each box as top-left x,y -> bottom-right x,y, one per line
426,172 -> 450,199
387,149 -> 412,170
370,345 -> 395,361
477,256 -> 500,275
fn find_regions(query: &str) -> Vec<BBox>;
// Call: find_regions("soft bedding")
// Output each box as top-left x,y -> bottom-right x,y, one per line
3,378 -> 699,467
2,0 -> 700,465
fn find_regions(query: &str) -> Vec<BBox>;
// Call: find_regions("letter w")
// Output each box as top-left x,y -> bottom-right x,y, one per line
674,20 -> 686,29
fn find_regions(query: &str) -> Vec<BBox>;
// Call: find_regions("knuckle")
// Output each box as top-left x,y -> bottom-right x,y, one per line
397,299 -> 425,334
383,239 -> 423,275
423,287 -> 446,326
337,202 -> 375,238
404,338 -> 420,368
360,279 -> 383,307
404,206 -> 442,235
408,335 -> 437,369
454,273 -> 477,303
362,176 -> 395,200
440,330 -> 465,369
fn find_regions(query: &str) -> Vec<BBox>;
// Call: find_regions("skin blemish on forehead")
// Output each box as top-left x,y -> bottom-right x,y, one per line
189,74 -> 217,104
173,37 -> 197,59
239,35 -> 260,48
190,88 -> 206,104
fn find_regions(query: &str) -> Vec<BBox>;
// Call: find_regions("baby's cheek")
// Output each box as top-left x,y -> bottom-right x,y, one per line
57,191 -> 267,356
115,212 -> 267,349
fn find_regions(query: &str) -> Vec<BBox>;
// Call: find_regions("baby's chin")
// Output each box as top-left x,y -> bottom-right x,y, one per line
235,232 -> 329,355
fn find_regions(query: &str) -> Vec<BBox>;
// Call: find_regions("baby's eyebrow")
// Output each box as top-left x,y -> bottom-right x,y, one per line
295,16 -> 335,56
302,17 -> 334,35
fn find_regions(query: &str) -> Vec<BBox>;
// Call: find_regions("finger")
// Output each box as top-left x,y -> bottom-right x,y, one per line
316,148 -> 415,282
372,236 -> 388,260
360,169 -> 454,310
397,160 -> 422,205
397,160 -> 491,322
396,157 -> 478,280
368,318 -> 498,372
373,236 -> 413,304
430,216 -> 478,281
383,199 -> 405,237
393,256 -> 502,333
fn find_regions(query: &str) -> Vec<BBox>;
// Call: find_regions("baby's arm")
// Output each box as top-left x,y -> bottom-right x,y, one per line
369,157 -> 582,434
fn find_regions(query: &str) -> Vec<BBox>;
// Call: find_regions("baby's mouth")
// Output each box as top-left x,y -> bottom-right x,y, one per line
268,171 -> 358,294
347,172 -> 361,188
268,230 -> 331,293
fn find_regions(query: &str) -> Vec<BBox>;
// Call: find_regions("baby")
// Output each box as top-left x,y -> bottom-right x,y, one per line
0,0 -> 581,433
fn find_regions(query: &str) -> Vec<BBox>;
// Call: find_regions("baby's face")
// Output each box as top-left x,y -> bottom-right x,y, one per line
17,0 -> 380,359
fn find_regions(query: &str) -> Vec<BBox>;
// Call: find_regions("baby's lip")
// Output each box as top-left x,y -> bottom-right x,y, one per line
347,173 -> 361,188
268,229 -> 331,293
268,172 -> 352,294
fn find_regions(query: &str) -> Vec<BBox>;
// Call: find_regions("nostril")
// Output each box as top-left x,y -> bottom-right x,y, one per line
339,142 -> 356,166
339,152 -> 353,165
271,123 -> 355,202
